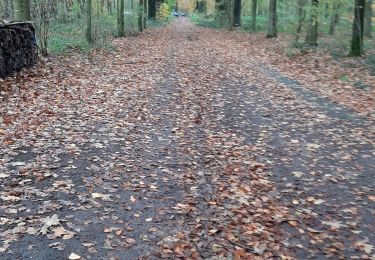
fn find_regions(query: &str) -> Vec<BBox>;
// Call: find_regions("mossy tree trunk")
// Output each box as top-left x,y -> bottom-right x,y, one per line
117,0 -> 125,37
305,0 -> 319,46
138,0 -> 144,32
227,0 -> 234,30
350,0 -> 365,56
266,0 -> 277,38
143,0 -> 147,29
251,0 -> 257,32
364,0 -> 372,37
295,0 -> 306,41
86,0 -> 93,42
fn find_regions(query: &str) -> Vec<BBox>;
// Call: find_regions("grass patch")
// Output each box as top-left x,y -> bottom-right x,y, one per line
48,14 -> 129,54
49,19 -> 91,54
190,14 -> 225,29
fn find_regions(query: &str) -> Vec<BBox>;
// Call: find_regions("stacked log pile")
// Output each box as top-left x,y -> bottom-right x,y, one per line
0,22 -> 37,78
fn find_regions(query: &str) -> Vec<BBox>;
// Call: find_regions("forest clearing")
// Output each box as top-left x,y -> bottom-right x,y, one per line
1,0 -> 375,259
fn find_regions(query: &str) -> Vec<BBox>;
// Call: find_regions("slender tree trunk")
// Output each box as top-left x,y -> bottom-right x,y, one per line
364,0 -> 372,37
251,0 -> 257,32
266,0 -> 277,38
117,0 -> 125,36
329,3 -> 339,35
295,0 -> 306,41
138,0 -> 144,32
350,0 -> 365,56
86,0 -> 93,42
227,0 -> 234,30
144,0 -> 147,29
233,0 -> 241,26
305,0 -> 319,46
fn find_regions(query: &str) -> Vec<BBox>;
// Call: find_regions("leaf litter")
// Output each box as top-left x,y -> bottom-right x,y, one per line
0,18 -> 374,259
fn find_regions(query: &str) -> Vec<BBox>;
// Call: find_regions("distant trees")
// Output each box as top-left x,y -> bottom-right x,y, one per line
329,3 -> 340,35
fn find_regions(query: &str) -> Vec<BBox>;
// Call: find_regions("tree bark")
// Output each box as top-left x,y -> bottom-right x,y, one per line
364,0 -> 372,37
305,0 -> 319,46
144,0 -> 147,29
233,0 -> 241,26
138,0 -> 144,32
266,0 -> 277,38
251,0 -> 257,32
227,0 -> 234,30
148,0 -> 156,19
86,0 -> 92,42
350,0 -> 365,56
117,0 -> 125,37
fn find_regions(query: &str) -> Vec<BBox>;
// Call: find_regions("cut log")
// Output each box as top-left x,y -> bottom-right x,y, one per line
0,22 -> 37,78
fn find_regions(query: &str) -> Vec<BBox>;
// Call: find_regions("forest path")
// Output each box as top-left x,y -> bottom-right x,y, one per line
0,18 -> 374,259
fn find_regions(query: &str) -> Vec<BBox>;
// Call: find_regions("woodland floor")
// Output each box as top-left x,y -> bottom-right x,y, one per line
0,18 -> 374,259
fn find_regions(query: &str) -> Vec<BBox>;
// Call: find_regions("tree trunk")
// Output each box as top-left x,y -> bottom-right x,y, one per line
226,0 -> 234,30
350,0 -> 365,56
86,0 -> 92,42
233,0 -> 241,26
138,0 -> 144,32
364,0 -> 372,37
144,0 -> 147,29
251,0 -> 257,32
329,3 -> 339,35
117,0 -> 125,37
305,0 -> 319,46
266,0 -> 277,38
295,0 -> 306,41
148,0 -> 156,19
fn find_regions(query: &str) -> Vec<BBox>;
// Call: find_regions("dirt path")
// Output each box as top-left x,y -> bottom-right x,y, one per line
0,18 -> 374,259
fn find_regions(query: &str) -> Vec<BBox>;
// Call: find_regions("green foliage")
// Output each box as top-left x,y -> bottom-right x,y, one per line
190,13 -> 224,29
158,3 -> 170,20
48,13 -> 119,54
241,15 -> 268,31
49,19 -> 91,54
